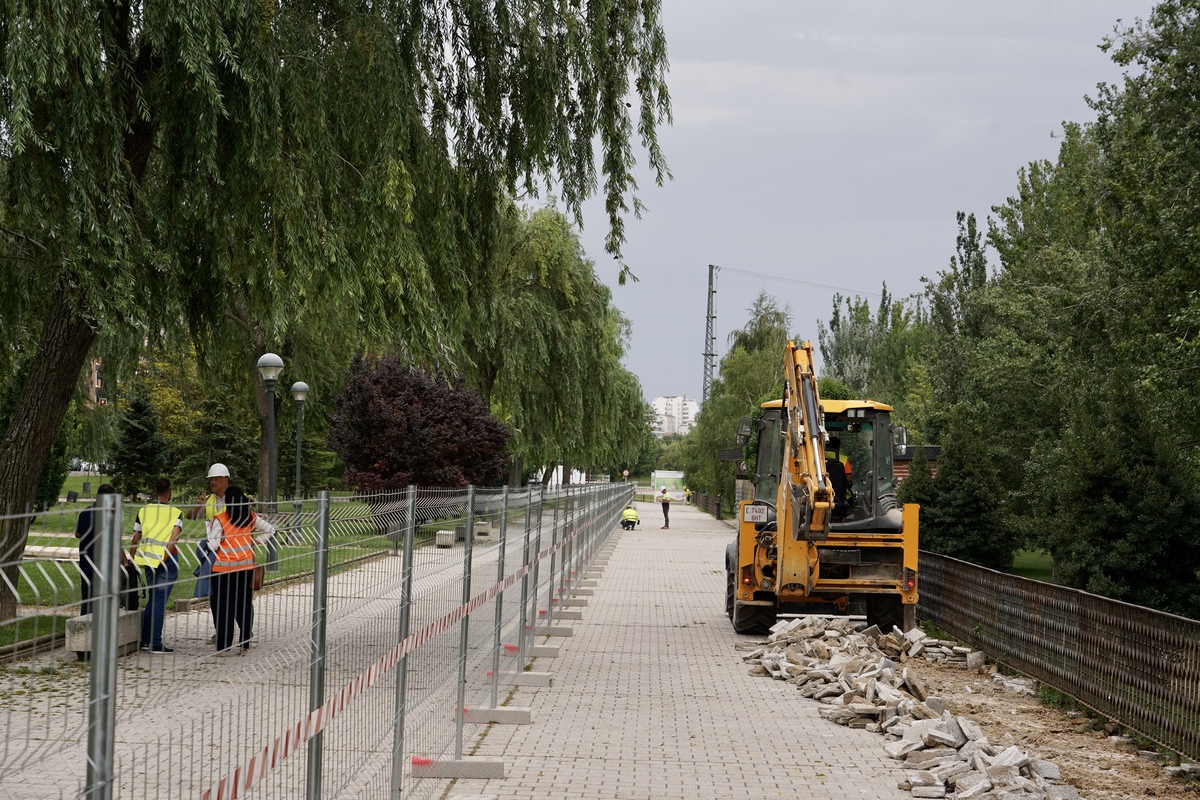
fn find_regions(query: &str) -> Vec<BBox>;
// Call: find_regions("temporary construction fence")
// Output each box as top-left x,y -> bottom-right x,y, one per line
0,482 -> 632,799
918,552 -> 1200,764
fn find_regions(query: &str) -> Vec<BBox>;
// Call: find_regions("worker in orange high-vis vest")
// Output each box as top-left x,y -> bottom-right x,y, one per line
207,485 -> 276,656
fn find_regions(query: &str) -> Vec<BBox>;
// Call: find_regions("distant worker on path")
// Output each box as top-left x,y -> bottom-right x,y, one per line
621,504 -> 640,531
660,487 -> 671,530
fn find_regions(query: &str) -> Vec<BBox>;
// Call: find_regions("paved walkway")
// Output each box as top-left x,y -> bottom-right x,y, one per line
447,501 -> 904,800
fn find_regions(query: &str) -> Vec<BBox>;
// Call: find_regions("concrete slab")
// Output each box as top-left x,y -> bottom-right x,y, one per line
535,625 -> 573,637
498,671 -> 553,686
465,707 -> 532,725
411,757 -> 505,780
503,644 -> 560,658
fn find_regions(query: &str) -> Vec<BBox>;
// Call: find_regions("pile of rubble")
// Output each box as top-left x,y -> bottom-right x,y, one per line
738,616 -> 1082,799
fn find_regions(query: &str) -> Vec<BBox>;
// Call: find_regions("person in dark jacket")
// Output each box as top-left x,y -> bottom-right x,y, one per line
75,484 -> 119,616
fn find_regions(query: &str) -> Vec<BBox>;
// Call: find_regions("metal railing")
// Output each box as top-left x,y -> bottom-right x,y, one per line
0,482 -> 632,799
693,492 -> 721,520
918,552 -> 1200,762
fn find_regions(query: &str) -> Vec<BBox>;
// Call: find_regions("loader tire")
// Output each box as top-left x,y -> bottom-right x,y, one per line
732,601 -> 774,635
866,595 -> 904,633
725,570 -> 735,618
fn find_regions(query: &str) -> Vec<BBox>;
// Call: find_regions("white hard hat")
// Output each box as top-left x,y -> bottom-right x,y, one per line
207,463 -> 230,478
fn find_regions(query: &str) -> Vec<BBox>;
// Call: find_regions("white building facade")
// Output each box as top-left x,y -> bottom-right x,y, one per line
651,395 -> 700,437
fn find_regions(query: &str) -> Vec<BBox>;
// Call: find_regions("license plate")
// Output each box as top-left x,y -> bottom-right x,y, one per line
743,505 -> 769,523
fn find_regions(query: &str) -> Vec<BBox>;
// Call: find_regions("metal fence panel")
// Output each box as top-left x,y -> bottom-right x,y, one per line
0,483 -> 630,799
918,551 -> 1200,762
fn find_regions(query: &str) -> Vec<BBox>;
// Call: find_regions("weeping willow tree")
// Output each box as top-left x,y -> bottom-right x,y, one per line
0,0 -> 671,621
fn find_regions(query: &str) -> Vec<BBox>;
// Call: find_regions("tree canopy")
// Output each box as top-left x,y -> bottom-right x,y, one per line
0,0 -> 671,621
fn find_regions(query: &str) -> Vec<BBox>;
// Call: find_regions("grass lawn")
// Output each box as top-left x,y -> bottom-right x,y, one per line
60,475 -> 113,498
1009,549 -> 1054,583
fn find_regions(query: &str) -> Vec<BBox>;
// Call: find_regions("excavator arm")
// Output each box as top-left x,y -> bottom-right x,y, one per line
780,341 -> 834,540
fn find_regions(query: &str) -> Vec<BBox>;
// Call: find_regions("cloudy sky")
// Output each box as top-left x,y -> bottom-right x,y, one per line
575,1 -> 1158,403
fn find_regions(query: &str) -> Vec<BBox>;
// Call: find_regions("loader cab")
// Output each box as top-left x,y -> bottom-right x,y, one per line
748,399 -> 901,534
823,400 -> 901,533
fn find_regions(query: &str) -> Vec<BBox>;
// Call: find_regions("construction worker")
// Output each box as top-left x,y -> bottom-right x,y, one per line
621,504 -> 640,530
209,485 -> 277,655
129,477 -> 184,654
659,487 -> 671,529
188,462 -> 230,525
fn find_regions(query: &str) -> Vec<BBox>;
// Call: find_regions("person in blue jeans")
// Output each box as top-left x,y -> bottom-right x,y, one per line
129,477 -> 184,654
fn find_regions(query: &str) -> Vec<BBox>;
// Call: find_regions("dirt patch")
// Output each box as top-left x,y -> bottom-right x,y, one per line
906,658 -> 1200,799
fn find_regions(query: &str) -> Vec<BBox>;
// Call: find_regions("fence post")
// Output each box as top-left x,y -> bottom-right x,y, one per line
529,486 -> 544,638
85,493 -> 122,800
517,486 -> 533,669
454,486 -> 476,759
546,486 -> 559,624
390,485 -> 418,798
490,487 -> 509,709
306,492 -> 331,800
716,494 -> 722,521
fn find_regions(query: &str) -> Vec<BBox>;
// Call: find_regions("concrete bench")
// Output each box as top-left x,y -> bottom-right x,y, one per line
66,609 -> 142,660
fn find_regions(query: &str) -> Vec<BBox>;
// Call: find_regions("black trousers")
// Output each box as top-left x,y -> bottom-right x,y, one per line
661,503 -> 670,526
211,569 -> 254,651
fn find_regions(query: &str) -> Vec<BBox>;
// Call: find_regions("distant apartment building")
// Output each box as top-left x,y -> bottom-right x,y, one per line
651,395 -> 700,437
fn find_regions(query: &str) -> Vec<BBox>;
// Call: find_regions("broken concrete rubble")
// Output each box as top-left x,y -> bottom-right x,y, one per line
739,615 -> 1087,799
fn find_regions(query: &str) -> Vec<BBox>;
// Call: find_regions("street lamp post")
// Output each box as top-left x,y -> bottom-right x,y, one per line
257,352 -> 284,572
291,382 -> 309,543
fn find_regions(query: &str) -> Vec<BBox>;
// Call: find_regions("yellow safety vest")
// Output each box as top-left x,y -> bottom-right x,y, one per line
205,494 -> 222,521
133,503 -> 183,569
622,508 -> 638,522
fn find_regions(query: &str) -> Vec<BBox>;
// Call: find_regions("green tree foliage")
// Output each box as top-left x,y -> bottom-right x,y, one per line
463,205 -> 648,482
328,353 -> 510,489
0,0 -> 671,621
172,395 -> 260,498
110,390 -> 168,499
816,286 -> 929,429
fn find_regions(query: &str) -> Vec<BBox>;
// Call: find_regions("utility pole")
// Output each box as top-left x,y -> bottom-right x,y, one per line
702,264 -> 719,403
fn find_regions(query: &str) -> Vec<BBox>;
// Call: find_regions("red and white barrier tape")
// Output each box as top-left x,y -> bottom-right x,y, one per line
201,506 -> 618,799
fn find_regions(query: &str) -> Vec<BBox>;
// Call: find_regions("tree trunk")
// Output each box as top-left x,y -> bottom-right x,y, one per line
561,459 -> 572,486
0,287 -> 97,621
251,334 -> 277,506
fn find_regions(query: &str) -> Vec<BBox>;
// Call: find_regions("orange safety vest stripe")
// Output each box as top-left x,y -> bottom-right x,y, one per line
212,512 -> 257,573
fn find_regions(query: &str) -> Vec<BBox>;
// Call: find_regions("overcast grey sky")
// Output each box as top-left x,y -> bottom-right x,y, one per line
575,1 -> 1157,403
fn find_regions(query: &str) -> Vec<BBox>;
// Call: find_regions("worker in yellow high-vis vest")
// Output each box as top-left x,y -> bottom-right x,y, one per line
129,477 -> 183,654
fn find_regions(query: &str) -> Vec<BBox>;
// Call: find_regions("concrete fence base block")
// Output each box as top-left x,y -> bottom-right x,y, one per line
175,597 -> 209,612
536,625 -> 573,637
465,707 -> 532,724
435,530 -> 455,548
410,757 -> 505,780
67,609 -> 142,657
555,610 -> 584,620
579,580 -> 599,587
574,588 -> 595,596
564,598 -> 588,607
503,644 -> 560,658
499,671 -> 554,686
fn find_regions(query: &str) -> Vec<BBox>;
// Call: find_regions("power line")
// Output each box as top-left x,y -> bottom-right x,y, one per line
720,266 -> 883,298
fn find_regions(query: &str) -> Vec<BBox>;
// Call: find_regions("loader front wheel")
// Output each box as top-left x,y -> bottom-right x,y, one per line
732,601 -> 775,635
866,595 -> 905,633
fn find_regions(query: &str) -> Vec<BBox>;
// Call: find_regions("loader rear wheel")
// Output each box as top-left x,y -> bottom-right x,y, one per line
732,601 -> 775,635
866,595 -> 905,633
725,570 -> 735,618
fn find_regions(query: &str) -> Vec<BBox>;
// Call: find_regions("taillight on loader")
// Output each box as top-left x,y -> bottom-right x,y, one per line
741,565 -> 754,586
903,568 -> 917,591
